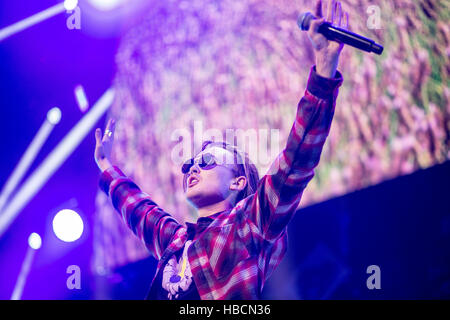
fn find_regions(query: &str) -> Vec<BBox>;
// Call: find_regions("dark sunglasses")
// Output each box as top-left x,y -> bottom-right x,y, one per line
181,153 -> 219,174
181,152 -> 240,175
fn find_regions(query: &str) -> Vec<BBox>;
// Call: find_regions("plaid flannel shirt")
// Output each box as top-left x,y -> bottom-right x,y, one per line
99,66 -> 343,299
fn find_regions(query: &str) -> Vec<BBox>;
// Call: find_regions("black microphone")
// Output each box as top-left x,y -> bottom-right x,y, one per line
297,12 -> 383,55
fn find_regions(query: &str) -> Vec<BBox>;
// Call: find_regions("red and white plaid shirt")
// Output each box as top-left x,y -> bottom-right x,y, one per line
99,66 -> 343,299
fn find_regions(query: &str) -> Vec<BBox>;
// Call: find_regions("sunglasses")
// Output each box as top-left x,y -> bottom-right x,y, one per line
181,152 -> 239,175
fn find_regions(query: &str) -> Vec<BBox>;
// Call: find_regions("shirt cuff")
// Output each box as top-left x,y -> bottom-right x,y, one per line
99,166 -> 127,196
306,65 -> 343,100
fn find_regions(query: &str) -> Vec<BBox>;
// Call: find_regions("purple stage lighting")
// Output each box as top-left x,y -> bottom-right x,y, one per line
46,107 -> 62,125
11,233 -> 42,300
88,0 -> 123,11
28,232 -> 42,250
52,209 -> 84,242
74,85 -> 89,112
64,0 -> 79,11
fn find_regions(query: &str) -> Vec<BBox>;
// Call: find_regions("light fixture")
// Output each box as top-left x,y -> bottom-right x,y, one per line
28,232 -> 42,250
52,209 -> 84,242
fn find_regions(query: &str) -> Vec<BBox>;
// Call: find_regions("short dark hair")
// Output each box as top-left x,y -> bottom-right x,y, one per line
182,140 -> 259,205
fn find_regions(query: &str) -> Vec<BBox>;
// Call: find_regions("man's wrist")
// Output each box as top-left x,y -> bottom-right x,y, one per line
316,64 -> 337,78
307,66 -> 343,100
98,158 -> 113,173
99,165 -> 126,196
315,53 -> 339,78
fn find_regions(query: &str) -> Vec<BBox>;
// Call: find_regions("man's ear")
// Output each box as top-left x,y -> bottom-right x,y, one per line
230,176 -> 247,192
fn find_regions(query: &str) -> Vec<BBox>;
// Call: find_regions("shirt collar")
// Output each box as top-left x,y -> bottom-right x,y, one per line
185,209 -> 230,239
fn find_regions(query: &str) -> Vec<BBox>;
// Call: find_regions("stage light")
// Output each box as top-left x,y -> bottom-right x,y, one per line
11,232 -> 42,299
89,0 -> 123,11
0,88 -> 114,238
0,107 -> 60,214
52,209 -> 84,242
0,3 -> 66,42
64,0 -> 79,11
74,85 -> 89,112
28,233 -> 42,250
46,107 -> 62,125
11,244 -> 38,300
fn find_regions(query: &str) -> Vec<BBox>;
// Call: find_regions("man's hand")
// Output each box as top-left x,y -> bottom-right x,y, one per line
94,118 -> 115,172
307,0 -> 349,78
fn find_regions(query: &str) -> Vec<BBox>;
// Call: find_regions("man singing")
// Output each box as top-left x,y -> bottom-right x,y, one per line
94,0 -> 348,300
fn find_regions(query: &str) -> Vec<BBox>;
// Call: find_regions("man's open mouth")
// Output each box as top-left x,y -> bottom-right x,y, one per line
188,176 -> 199,188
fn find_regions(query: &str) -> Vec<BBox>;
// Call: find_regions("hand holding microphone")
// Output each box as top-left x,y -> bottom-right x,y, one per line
304,0 -> 350,78
301,1 -> 383,79
298,12 -> 383,55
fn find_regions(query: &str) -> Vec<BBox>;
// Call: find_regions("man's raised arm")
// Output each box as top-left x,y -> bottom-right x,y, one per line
243,0 -> 347,241
95,119 -> 181,260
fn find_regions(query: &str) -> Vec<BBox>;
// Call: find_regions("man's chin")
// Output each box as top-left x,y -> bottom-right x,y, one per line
186,189 -> 224,208
186,188 -> 202,204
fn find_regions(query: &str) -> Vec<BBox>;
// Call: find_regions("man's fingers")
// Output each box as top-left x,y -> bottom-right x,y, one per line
105,118 -> 115,132
308,18 -> 327,50
326,0 -> 335,22
344,12 -> 349,30
309,17 -> 325,34
331,0 -> 339,24
111,119 -> 116,134
336,2 -> 342,26
315,0 -> 323,18
95,128 -> 102,144
102,119 -> 116,142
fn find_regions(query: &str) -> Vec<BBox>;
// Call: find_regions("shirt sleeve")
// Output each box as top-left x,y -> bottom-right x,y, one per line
99,166 -> 181,260
244,65 -> 343,242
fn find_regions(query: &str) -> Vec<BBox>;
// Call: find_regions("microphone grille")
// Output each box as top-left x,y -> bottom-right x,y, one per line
297,12 -> 314,31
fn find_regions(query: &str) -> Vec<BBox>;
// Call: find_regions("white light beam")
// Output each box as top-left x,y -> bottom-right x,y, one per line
0,108 -> 61,213
11,237 -> 40,300
0,88 -> 115,238
0,3 -> 66,42
74,85 -> 89,112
